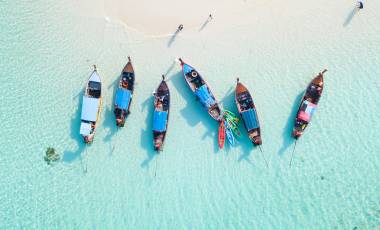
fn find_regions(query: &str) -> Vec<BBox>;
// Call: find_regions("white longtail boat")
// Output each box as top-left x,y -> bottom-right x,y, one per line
79,65 -> 102,143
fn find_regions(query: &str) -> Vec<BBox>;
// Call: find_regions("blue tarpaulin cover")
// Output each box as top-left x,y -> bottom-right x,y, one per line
153,111 -> 168,132
242,109 -> 259,131
81,96 -> 100,122
195,85 -> 215,107
115,88 -> 131,110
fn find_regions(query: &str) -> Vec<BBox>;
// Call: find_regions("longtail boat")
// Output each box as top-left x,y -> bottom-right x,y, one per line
292,69 -> 328,139
235,78 -> 262,146
179,58 -> 223,121
218,121 -> 226,149
152,75 -> 170,152
114,56 -> 135,127
79,65 -> 102,143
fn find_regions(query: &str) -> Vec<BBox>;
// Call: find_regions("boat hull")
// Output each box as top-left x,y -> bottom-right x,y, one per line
153,79 -> 170,151
80,68 -> 102,144
114,57 -> 135,127
179,58 -> 222,121
292,70 -> 327,139
235,81 -> 262,146
218,121 -> 226,149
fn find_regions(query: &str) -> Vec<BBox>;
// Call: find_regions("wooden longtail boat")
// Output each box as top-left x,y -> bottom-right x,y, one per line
114,56 -> 135,127
235,78 -> 262,146
79,65 -> 102,143
179,58 -> 223,121
292,69 -> 328,139
152,75 -> 170,152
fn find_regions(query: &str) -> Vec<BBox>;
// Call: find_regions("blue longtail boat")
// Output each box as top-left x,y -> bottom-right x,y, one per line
152,75 -> 170,152
114,56 -> 135,127
235,78 -> 262,146
179,58 -> 223,121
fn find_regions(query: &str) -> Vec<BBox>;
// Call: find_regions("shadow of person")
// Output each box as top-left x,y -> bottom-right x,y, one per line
343,8 -> 358,27
167,30 -> 180,47
277,91 -> 304,156
63,93 -> 86,163
140,96 -> 158,168
199,19 -> 211,31
171,71 -> 219,153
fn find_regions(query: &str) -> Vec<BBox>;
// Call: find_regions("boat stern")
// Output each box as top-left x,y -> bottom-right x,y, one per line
253,136 -> 262,146
153,133 -> 164,152
153,141 -> 163,152
292,129 -> 302,139
83,134 -> 94,144
116,118 -> 125,127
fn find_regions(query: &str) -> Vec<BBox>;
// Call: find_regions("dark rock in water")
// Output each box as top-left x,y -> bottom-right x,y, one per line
353,227 -> 357,230
320,176 -> 325,180
44,147 -> 60,165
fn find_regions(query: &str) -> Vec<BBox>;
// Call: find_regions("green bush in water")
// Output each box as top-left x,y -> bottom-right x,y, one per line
44,147 -> 60,165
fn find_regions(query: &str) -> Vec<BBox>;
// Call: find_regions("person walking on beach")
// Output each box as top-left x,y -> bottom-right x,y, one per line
208,14 -> 213,21
357,1 -> 364,9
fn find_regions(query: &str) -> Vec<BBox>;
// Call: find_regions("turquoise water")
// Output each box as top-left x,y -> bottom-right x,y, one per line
1,0 -> 379,229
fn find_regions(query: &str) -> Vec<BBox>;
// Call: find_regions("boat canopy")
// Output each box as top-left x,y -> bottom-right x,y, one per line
153,111 -> 168,132
298,100 -> 317,122
183,64 -> 193,74
242,108 -> 259,131
81,96 -> 100,122
195,85 -> 215,107
80,122 -> 91,136
115,88 -> 131,110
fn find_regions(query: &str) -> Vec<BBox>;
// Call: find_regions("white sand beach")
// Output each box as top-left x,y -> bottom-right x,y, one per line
78,0 -> 271,35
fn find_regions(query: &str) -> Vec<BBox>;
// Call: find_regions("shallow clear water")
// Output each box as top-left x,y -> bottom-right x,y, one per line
1,0 -> 379,229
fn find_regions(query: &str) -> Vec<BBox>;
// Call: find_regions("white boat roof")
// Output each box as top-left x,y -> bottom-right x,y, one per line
81,96 -> 100,122
80,122 -> 91,135
89,71 -> 101,83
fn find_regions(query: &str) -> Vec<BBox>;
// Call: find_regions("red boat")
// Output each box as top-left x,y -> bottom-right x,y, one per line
218,121 -> 226,149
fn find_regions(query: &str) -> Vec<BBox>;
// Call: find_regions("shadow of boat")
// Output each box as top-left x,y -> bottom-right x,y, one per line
171,71 -> 219,153
140,96 -> 158,168
167,30 -> 180,47
63,92 -> 86,163
102,105 -> 119,155
277,91 -> 304,156
103,74 -> 120,144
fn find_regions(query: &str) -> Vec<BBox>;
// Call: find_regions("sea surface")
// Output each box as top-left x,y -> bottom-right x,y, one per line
0,0 -> 379,229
